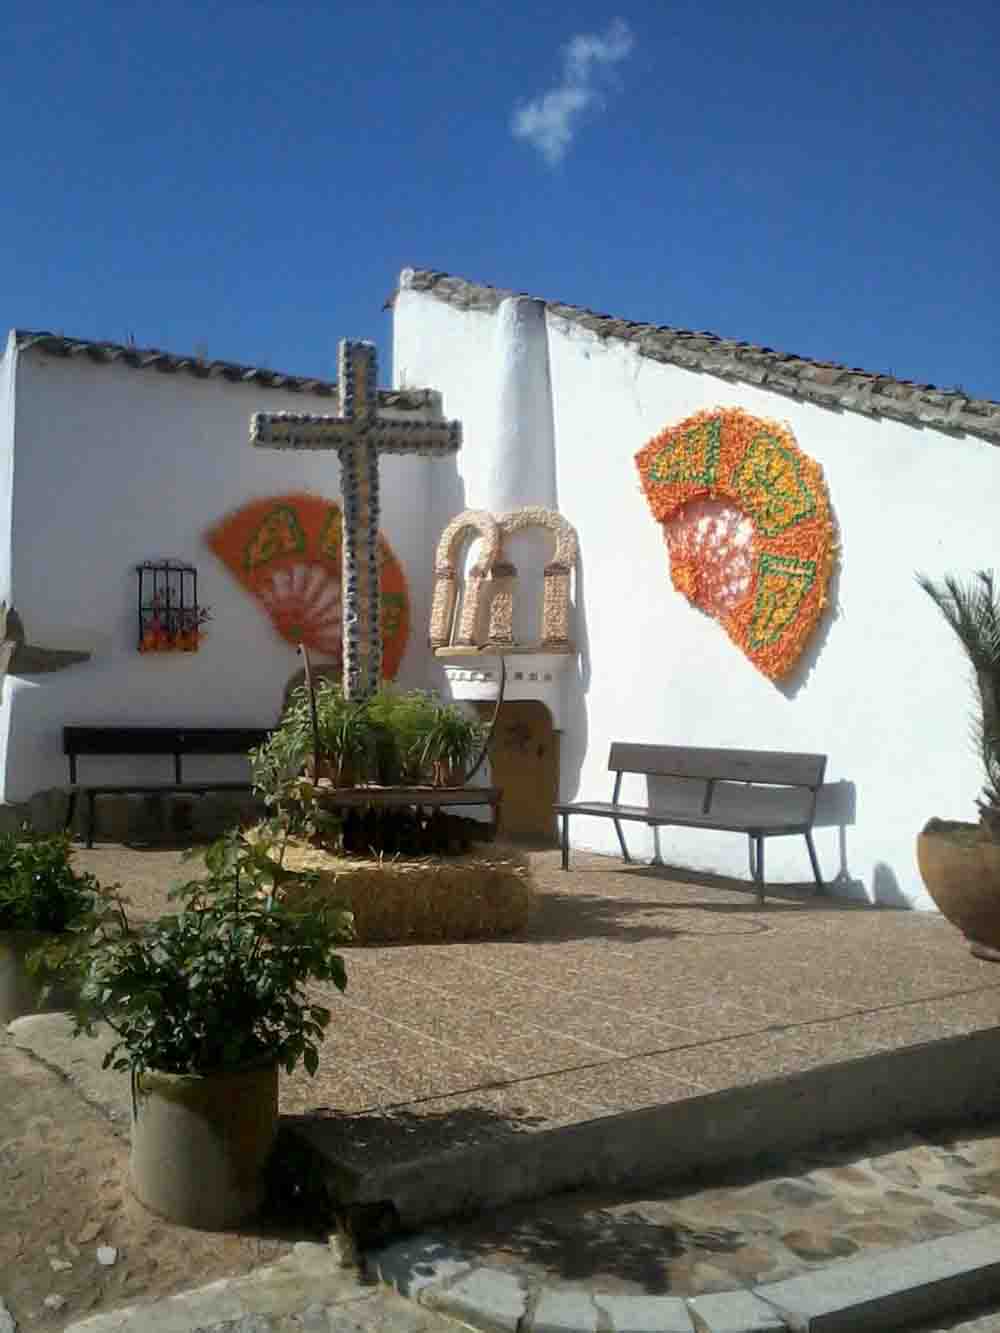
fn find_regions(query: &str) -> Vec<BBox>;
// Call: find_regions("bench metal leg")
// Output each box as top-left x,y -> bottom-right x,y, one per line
805,830 -> 824,894
613,818 -> 632,865
748,834 -> 757,880
561,813 -> 570,870
753,834 -> 765,905
65,790 -> 78,838
86,791 -> 97,849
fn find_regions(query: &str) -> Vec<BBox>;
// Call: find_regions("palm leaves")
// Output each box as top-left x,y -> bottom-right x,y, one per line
918,570 -> 1000,838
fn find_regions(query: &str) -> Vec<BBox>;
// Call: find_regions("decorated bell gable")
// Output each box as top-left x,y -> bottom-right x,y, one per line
635,408 -> 836,680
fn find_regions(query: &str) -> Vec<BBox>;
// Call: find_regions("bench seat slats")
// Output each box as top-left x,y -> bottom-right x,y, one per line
608,742 -> 825,789
553,800 -> 808,834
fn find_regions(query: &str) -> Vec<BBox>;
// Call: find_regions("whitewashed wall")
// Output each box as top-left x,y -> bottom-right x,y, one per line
394,283 -> 999,909
1,346 -> 445,801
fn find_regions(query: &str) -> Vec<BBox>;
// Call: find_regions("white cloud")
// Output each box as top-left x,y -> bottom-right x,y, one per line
511,18 -> 635,166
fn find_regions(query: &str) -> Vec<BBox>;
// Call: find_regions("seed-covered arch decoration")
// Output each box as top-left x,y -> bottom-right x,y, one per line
635,408 -> 836,680
429,506 -> 578,650
429,510 -> 502,648
489,507 -> 578,647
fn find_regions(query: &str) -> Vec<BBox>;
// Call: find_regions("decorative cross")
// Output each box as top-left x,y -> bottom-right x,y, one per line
251,340 -> 461,698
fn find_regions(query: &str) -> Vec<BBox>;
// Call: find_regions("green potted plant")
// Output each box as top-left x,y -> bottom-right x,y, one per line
417,703 -> 486,787
367,687 -> 440,784
67,830 -> 353,1228
0,830 -> 107,1022
917,569 -> 1000,957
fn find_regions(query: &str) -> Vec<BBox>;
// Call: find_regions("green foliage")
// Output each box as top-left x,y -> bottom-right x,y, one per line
416,703 -> 486,779
918,569 -> 1000,838
254,683 -> 485,800
0,830 -> 108,933
68,830 -> 354,1078
366,687 -> 441,783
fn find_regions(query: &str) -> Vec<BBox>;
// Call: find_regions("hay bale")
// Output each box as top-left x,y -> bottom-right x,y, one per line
275,840 -> 535,944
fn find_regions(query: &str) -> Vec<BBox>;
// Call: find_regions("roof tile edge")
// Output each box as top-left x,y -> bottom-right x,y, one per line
398,268 -> 1000,445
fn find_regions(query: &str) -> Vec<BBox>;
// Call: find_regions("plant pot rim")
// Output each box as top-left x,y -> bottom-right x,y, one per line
136,1056 -> 279,1087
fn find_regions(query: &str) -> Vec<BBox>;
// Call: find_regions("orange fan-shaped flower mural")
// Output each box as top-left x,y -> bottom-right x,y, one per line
206,492 -> 409,680
635,409 -> 836,680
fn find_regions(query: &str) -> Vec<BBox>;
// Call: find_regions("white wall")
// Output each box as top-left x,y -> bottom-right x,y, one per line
3,347 -> 443,800
395,284 -> 999,909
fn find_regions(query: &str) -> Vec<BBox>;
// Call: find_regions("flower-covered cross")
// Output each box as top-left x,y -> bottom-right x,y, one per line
251,340 -> 461,697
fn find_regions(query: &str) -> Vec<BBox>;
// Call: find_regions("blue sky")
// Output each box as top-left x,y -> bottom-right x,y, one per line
3,0 -> 997,398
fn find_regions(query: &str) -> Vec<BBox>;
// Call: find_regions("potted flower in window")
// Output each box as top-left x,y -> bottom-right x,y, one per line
66,830 -> 353,1228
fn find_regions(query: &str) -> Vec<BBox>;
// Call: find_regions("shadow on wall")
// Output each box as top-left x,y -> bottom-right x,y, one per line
872,861 -> 911,909
557,548 -> 591,806
813,779 -> 869,901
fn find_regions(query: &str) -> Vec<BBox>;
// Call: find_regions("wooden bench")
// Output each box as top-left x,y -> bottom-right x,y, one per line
64,726 -> 270,847
554,743 -> 826,903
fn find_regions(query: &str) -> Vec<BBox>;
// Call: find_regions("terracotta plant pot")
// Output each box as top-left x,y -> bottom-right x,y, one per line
0,930 -> 77,1023
916,820 -> 1000,960
129,1062 -> 278,1229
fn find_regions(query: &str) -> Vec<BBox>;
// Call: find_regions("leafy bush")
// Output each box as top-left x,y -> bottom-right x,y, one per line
0,831 -> 107,933
253,683 -> 486,800
70,831 -> 354,1078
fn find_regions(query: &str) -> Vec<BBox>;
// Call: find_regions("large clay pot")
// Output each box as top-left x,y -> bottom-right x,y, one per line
130,1062 -> 278,1228
0,931 -> 76,1023
917,820 -> 1000,960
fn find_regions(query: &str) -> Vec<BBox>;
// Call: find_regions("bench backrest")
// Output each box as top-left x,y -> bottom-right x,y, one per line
608,742 -> 826,789
64,726 -> 270,757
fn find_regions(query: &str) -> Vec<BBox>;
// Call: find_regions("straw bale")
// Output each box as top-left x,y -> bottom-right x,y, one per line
276,840 -> 535,943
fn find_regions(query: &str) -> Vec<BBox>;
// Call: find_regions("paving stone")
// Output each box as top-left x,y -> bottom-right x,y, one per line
819,1166 -> 876,1189
368,1236 -> 472,1298
779,1230 -> 859,1263
530,1286 -> 599,1333
917,1211 -> 967,1238
0,1296 -> 15,1333
771,1182 -> 831,1206
324,1295 -> 446,1332
755,1224 -> 1000,1332
198,1317 -> 276,1333
710,1244 -> 779,1282
424,1268 -> 528,1332
842,1222 -> 914,1247
593,1293 -> 694,1332
688,1261 -> 736,1294
868,1159 -> 922,1189
688,1290 -> 788,1332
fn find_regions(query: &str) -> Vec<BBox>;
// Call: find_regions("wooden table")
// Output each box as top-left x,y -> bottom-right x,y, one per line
313,783 -> 502,833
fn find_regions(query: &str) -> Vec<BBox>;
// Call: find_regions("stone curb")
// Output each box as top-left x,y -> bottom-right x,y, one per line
369,1221 -> 1000,1333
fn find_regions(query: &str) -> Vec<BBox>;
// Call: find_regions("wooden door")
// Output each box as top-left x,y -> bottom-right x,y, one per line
476,700 -> 558,843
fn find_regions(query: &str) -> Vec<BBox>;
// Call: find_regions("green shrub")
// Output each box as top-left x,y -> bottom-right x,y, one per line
0,831 -> 106,933
70,831 -> 354,1078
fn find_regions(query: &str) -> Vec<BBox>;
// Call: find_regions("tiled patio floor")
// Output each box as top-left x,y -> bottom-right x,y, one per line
274,850 -> 1000,1167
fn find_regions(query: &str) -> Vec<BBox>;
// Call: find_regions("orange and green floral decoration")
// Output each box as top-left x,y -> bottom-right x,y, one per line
635,408 -> 836,680
206,491 -> 409,680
